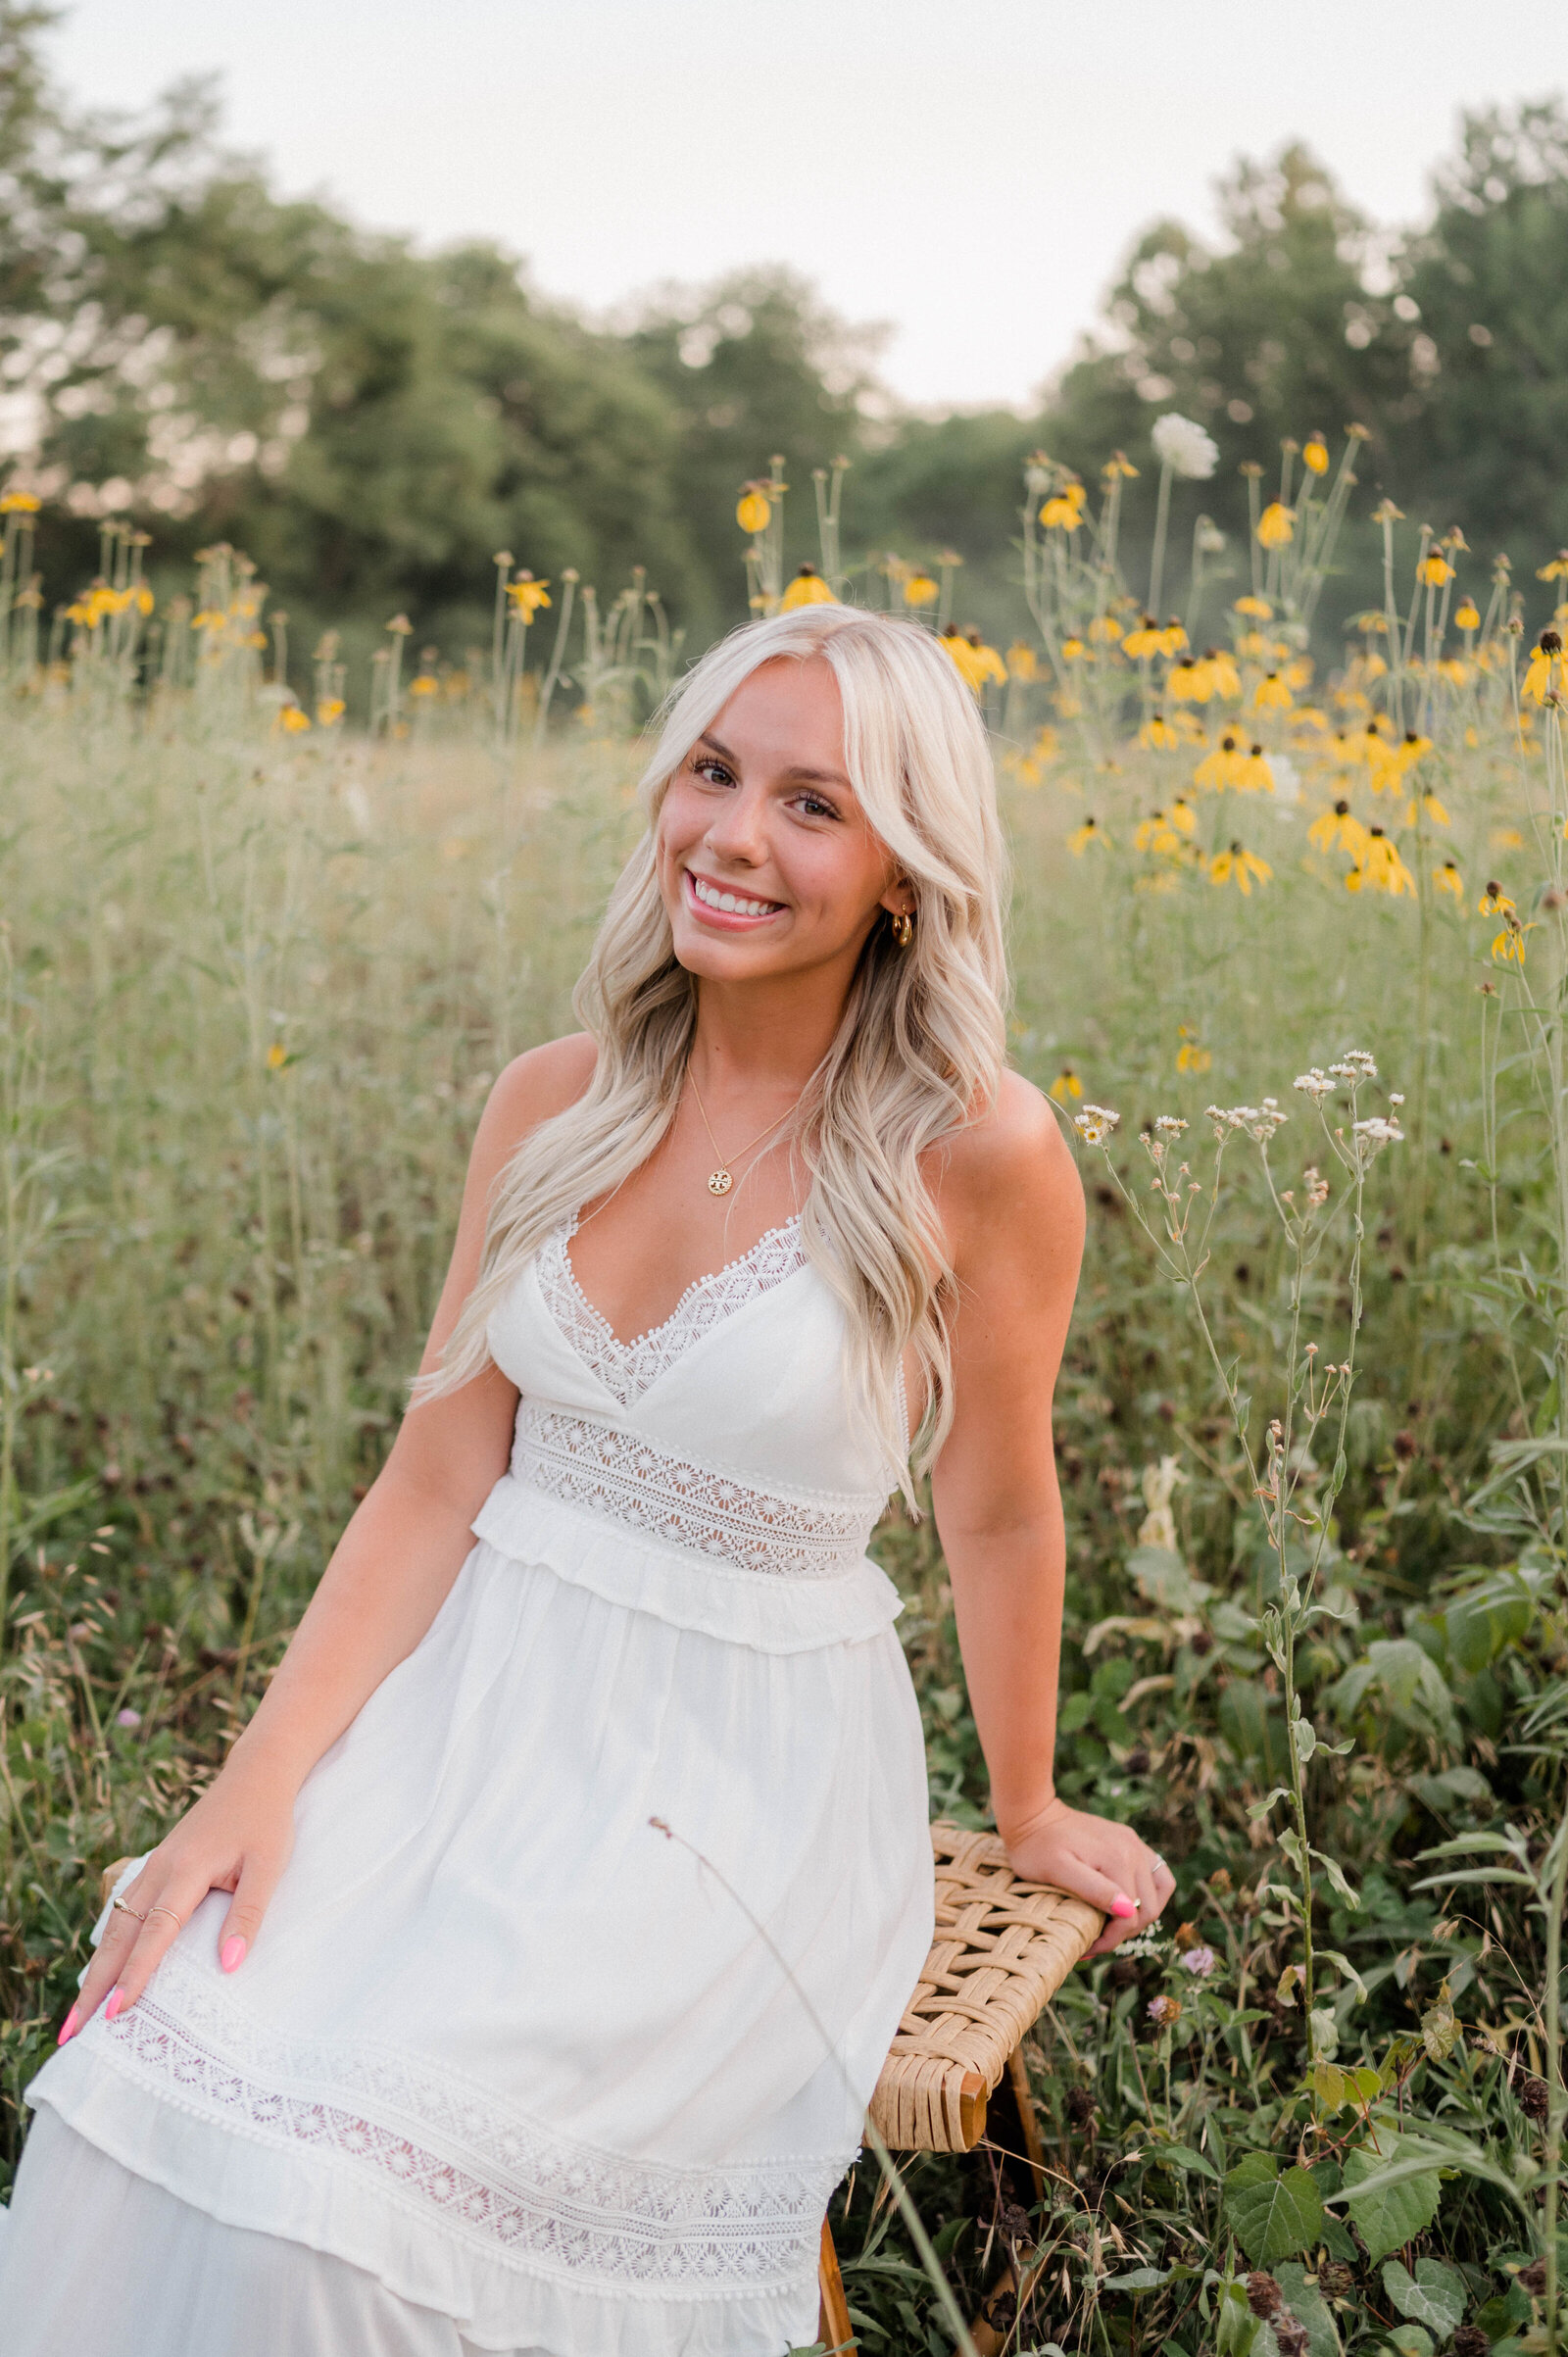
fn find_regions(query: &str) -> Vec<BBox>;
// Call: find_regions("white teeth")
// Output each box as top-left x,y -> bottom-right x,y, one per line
691,875 -> 778,918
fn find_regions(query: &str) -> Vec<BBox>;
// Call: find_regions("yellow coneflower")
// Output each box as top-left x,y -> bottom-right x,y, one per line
1254,670 -> 1294,712
1194,733 -> 1244,791
1210,843 -> 1272,894
1049,1069 -> 1084,1104
1088,614 -> 1123,644
1301,434 -> 1330,476
1176,1024 -> 1212,1071
780,564 -> 838,611
1420,554 -> 1453,586
1060,636 -> 1087,661
0,488 -> 40,512
1405,790 -> 1450,828
1257,503 -> 1296,549
1233,595 -> 1273,619
1135,810 -> 1188,856
1434,859 -> 1464,899
1140,712 -> 1179,751
1454,598 -> 1481,630
278,704 -> 311,733
1309,800 -> 1371,859
1156,621 -> 1190,661
903,571 -> 939,608
1346,827 -> 1416,897
1235,743 -> 1274,792
1522,630 -> 1563,704
1167,796 -> 1197,835
1536,552 -> 1568,581
736,486 -> 771,534
317,698 -> 346,726
1040,480 -> 1087,530
1067,816 -> 1110,855
1207,650 -> 1242,699
1478,881 -> 1515,916
1292,706 -> 1331,734
506,574 -> 552,618
1102,452 -> 1140,480
1005,641 -> 1039,678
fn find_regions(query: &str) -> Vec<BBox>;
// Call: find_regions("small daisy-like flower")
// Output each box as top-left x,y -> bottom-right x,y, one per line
1294,1068 -> 1335,1100
1179,1944 -> 1217,1977
1073,1105 -> 1121,1147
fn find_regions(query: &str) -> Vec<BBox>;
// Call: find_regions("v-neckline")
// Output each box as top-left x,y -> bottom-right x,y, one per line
538,1213 -> 808,1406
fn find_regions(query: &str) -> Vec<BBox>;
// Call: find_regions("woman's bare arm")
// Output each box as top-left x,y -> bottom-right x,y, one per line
66,1034 -> 595,2033
931,1074 -> 1173,1953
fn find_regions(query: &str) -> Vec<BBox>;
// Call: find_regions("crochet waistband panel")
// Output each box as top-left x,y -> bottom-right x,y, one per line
506,1403 -> 881,1581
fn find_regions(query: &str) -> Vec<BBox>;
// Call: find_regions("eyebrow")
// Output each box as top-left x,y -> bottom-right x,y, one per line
695,730 -> 853,791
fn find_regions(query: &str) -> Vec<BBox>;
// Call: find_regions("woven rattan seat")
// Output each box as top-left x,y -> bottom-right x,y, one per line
867,1819 -> 1102,2154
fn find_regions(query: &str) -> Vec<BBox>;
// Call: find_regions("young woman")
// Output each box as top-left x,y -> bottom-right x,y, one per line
4,604 -> 1172,2355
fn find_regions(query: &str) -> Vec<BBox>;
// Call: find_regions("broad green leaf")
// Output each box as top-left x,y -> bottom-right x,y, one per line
1318,1948 -> 1370,2003
1104,2267 -> 1170,2290
1222,2153 -> 1324,2266
1420,1983 -> 1460,2062
1382,2258 -> 1467,2338
1340,2136 -> 1443,2263
1275,2264 -> 1342,2357
1157,2142 -> 1220,2181
1389,2328 -> 1435,2357
1128,1545 -> 1213,1613
1310,1846 -> 1362,1908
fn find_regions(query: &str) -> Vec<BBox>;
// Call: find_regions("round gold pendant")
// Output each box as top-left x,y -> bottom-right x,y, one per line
708,1169 -> 733,1196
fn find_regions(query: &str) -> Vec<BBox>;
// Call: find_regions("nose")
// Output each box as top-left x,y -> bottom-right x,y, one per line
703,780 -> 769,867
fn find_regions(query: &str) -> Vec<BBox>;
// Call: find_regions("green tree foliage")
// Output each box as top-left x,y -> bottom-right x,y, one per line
4,0 -> 1568,660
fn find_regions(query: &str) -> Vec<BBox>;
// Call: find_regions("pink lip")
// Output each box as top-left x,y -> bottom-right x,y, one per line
682,869 -> 786,931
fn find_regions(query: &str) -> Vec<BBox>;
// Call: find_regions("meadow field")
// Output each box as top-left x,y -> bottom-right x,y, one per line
1,440 -> 1566,2357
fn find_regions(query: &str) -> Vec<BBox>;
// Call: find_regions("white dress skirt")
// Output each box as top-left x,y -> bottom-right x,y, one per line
5,1215 -> 935,2356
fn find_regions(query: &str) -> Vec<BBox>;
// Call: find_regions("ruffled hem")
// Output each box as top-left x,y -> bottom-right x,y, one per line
470,1478 -> 903,1652
29,2068 -> 825,2356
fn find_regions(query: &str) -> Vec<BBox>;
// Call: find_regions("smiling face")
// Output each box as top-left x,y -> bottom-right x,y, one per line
655,655 -> 911,987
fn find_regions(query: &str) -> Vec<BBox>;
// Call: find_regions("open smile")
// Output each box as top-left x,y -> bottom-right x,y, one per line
683,869 -> 787,927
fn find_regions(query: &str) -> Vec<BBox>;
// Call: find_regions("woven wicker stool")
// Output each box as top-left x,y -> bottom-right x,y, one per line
816,1820 -> 1102,2354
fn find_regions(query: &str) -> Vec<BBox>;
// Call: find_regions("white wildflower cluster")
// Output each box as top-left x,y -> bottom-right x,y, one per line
1073,1104 -> 1121,1148
1330,1050 -> 1378,1083
1203,1098 -> 1288,1145
1294,1068 -> 1335,1102
1303,1165 -> 1330,1209
1152,412 -> 1219,481
1350,1113 -> 1405,1164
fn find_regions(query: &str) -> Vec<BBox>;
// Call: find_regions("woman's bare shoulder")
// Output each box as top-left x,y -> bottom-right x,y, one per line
470,1034 -> 597,1169
933,1070 -> 1084,1274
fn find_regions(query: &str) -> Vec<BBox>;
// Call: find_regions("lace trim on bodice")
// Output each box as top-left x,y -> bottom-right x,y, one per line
96,1951 -> 835,2293
536,1216 -> 807,1406
510,1403 -> 877,1579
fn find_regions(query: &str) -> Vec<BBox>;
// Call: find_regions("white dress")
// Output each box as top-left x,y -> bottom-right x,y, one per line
4,1214 -> 934,2356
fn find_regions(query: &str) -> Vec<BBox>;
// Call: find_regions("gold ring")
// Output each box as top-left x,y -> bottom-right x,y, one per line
145,1906 -> 183,1931
111,1894 -> 146,1922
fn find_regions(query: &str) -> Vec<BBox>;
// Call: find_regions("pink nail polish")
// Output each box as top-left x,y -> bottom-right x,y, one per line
104,1988 -> 125,2021
220,1937 -> 247,1974
1110,1892 -> 1137,1919
57,2004 -> 80,2045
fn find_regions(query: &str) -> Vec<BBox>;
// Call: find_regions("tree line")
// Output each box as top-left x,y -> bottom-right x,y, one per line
2,2 -> 1566,674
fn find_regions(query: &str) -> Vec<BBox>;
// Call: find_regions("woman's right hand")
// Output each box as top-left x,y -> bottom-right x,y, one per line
60,1761 -> 297,2042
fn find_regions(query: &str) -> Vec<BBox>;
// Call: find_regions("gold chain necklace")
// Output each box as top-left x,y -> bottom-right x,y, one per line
686,1070 -> 801,1198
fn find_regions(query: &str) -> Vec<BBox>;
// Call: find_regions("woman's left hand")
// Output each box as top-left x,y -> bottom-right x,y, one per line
1002,1795 -> 1175,1956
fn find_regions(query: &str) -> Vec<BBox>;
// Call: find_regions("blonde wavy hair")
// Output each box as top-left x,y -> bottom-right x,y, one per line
424,603 -> 1008,1495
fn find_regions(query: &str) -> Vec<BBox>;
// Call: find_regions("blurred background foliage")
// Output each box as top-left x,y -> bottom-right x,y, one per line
2,6 -> 1568,671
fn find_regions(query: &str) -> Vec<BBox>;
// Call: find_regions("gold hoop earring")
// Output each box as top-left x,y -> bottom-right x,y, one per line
891,909 -> 913,949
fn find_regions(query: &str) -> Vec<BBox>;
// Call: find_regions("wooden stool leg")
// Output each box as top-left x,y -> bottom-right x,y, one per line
817,2212 -> 854,2351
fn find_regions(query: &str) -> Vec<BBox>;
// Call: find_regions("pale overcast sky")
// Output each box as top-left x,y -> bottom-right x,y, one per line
46,0 -> 1568,411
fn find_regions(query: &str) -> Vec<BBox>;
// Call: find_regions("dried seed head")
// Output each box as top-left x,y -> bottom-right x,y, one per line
1247,2274 -> 1286,2320
1518,2073 -> 1550,2120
